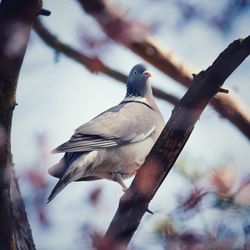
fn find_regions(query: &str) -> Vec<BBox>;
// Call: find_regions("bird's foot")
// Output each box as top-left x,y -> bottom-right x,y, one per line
110,172 -> 128,190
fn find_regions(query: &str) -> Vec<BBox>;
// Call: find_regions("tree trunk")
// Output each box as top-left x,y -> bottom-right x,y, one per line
0,1 -> 42,249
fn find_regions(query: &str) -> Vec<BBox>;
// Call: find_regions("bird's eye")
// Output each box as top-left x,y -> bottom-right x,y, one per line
133,71 -> 137,75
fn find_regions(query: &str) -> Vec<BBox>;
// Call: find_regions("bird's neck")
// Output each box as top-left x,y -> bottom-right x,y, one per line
125,86 -> 142,98
121,94 -> 156,111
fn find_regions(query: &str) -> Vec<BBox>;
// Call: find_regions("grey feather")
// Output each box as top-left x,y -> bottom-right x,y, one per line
53,101 -> 158,153
48,64 -> 165,202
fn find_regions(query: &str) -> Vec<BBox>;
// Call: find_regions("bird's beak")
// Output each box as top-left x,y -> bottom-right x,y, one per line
143,71 -> 152,78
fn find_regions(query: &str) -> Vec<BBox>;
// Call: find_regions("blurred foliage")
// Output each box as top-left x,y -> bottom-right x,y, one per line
21,134 -> 50,227
175,0 -> 250,33
155,164 -> 250,249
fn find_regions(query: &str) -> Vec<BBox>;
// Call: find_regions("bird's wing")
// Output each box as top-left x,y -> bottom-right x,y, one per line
53,101 -> 158,153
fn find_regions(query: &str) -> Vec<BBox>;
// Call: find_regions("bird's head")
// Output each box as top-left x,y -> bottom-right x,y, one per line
126,64 -> 152,98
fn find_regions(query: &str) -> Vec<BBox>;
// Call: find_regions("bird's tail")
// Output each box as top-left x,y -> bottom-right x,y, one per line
47,165 -> 80,203
47,178 -> 68,203
47,152 -> 94,203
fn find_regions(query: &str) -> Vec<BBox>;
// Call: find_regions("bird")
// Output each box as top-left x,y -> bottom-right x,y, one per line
47,64 -> 164,203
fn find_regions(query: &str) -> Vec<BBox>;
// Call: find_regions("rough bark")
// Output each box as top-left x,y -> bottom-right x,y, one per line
77,0 -> 250,140
104,36 -> 250,247
33,19 -> 179,106
0,0 -> 42,249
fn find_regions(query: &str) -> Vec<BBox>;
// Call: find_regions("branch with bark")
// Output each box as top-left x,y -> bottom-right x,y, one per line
0,0 -> 43,249
33,19 -> 180,106
104,36 -> 250,248
77,0 -> 250,140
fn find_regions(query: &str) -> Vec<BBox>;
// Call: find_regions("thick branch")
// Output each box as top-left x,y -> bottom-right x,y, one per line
0,0 -> 42,249
104,36 -> 250,247
33,19 -> 179,106
78,0 -> 250,140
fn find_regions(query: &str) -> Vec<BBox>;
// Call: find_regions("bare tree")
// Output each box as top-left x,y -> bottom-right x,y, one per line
0,0 -> 249,249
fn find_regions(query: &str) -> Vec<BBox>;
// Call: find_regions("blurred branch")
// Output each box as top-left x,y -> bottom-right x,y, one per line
104,36 -> 250,247
78,0 -> 193,84
0,0 -> 42,249
33,19 -> 179,106
78,0 -> 250,140
34,20 -> 127,81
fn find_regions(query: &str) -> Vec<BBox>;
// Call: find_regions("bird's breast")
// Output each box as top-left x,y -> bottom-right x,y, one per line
92,136 -> 155,179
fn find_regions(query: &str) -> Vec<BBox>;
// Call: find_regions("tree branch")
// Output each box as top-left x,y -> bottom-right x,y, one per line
0,0 -> 42,249
33,19 -> 179,106
77,0 -> 250,140
104,36 -> 250,247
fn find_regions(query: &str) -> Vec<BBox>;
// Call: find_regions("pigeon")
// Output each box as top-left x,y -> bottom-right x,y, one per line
47,64 -> 164,203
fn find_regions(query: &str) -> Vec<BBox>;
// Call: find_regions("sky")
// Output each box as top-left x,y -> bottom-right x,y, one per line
9,0 -> 250,249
